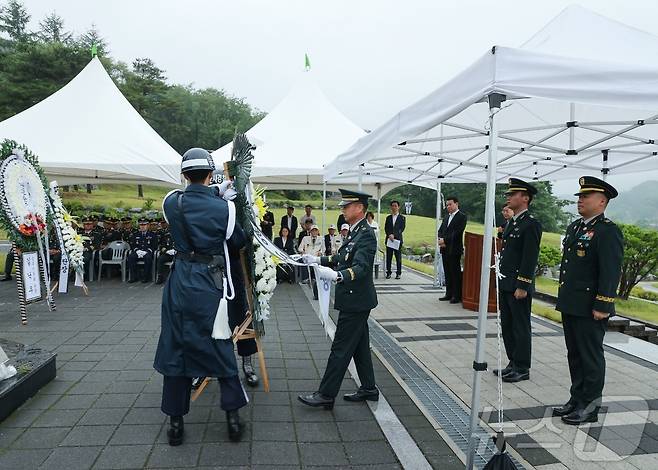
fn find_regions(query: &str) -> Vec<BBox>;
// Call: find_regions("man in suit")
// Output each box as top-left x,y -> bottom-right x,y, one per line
298,189 -> 379,409
260,209 -> 275,240
552,176 -> 623,425
300,204 -> 316,227
494,178 -> 542,383
281,206 -> 298,240
384,200 -> 406,279
437,196 -> 467,303
497,205 -> 514,239
324,225 -> 341,256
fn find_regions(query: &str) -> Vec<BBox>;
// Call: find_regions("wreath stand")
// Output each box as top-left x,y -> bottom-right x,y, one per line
191,249 -> 270,401
12,242 -> 56,325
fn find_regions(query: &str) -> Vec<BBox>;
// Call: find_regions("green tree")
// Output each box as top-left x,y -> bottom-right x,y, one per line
0,0 -> 30,41
77,23 -> 108,57
617,224 -> 658,299
37,12 -> 73,43
535,244 -> 561,277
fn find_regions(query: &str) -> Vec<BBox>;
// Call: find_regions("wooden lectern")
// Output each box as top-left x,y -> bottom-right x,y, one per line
461,232 -> 500,313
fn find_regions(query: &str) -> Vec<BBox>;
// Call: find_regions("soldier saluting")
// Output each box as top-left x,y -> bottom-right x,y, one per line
298,189 -> 379,409
552,176 -> 623,425
494,178 -> 542,383
153,148 -> 248,446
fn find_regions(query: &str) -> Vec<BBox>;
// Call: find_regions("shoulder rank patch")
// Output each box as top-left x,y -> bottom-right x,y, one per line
596,294 -> 615,302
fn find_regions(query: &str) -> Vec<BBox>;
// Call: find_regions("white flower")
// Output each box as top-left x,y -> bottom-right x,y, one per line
256,278 -> 269,293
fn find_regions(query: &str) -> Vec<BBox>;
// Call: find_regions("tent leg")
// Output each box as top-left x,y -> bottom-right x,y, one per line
466,93 -> 506,470
433,179 -> 444,288
358,164 -> 363,191
322,182 -> 327,234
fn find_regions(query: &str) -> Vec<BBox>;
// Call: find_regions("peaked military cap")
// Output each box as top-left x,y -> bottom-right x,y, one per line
574,175 -> 618,199
105,217 -> 118,223
338,188 -> 371,207
121,217 -> 132,222
504,178 -> 538,196
82,215 -> 94,223
138,217 -> 149,224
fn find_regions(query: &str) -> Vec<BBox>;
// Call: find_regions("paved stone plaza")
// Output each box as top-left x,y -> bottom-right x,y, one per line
2,267 -> 658,469
371,270 -> 658,470
0,277 -> 459,469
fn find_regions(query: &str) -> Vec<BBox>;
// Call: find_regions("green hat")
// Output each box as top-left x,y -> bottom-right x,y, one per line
338,188 -> 371,208
504,178 -> 538,196
574,176 -> 618,199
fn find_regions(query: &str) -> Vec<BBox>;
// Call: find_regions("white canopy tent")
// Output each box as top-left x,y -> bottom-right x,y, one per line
324,5 -> 658,468
0,57 -> 181,186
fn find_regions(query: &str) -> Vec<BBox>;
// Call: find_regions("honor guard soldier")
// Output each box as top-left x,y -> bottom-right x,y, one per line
78,215 -> 101,281
153,148 -> 248,446
298,189 -> 379,409
552,176 -> 623,425
494,178 -> 542,383
127,218 -> 158,283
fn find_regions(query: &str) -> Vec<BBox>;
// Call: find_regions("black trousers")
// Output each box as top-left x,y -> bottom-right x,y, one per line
442,252 -> 463,301
82,250 -> 94,281
385,247 -> 402,276
127,251 -> 153,281
319,310 -> 376,398
161,375 -> 248,417
562,314 -> 607,407
157,253 -> 174,277
499,290 -> 532,372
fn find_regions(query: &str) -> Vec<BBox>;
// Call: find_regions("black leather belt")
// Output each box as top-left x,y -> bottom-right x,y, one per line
175,252 -> 214,264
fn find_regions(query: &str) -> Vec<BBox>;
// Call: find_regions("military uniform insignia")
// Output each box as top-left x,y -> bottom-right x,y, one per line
577,249 -> 586,257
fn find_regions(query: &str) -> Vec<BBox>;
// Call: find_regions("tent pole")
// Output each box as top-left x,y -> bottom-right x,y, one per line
433,172 -> 444,287
602,149 -> 609,181
376,184 -> 382,231
358,164 -> 363,191
466,93 -> 506,470
322,182 -> 327,234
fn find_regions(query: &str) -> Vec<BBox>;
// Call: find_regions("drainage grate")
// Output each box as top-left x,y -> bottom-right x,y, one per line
369,318 -> 523,469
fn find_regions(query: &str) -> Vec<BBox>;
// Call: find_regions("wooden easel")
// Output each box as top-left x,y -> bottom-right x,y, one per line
191,248 -> 270,401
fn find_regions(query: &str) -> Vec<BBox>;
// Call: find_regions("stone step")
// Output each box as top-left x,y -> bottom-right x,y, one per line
635,327 -> 658,340
607,317 -> 630,332
624,321 -> 646,335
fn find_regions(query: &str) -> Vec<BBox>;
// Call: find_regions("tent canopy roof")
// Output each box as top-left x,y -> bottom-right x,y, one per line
0,57 -> 181,186
325,5 -> 658,187
212,70 -> 406,195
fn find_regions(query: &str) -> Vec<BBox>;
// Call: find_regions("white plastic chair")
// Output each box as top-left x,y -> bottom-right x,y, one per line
97,241 -> 130,282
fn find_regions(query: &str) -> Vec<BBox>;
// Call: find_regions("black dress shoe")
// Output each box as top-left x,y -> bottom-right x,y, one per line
155,276 -> 164,285
385,274 -> 391,279
395,274 -> 401,280
242,356 -> 259,387
552,400 -> 577,417
439,296 -> 451,301
128,278 -> 138,283
344,387 -> 379,402
502,371 -> 529,383
141,278 -> 149,283
0,274 -> 11,282
492,363 -> 513,377
167,416 -> 184,446
562,406 -> 599,425
449,298 -> 460,304
226,410 -> 243,441
298,392 -> 334,410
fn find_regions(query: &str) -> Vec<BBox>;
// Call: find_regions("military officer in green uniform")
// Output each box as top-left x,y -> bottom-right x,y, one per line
552,176 -> 623,425
494,178 -> 542,383
298,189 -> 379,409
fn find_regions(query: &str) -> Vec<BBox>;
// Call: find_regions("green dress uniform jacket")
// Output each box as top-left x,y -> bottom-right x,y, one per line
499,211 -> 542,293
320,218 -> 378,312
556,214 -> 623,317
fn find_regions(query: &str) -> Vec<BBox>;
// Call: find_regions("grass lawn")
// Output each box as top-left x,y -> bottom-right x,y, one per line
534,276 -> 658,324
61,184 -> 171,209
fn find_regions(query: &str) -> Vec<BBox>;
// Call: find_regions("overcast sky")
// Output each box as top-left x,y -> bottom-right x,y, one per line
19,0 -> 658,191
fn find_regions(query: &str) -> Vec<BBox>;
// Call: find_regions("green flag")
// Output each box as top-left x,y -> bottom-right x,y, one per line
304,53 -> 311,71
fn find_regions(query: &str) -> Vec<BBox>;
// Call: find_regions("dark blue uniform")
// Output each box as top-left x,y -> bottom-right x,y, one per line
153,183 -> 248,417
127,229 -> 158,282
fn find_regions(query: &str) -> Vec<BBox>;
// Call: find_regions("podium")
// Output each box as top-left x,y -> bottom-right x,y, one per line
461,232 -> 500,313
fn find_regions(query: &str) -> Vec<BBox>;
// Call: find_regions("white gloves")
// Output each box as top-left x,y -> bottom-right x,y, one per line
223,188 -> 237,201
136,250 -> 146,258
166,249 -> 176,256
301,254 -> 320,265
316,265 -> 337,282
217,180 -> 232,196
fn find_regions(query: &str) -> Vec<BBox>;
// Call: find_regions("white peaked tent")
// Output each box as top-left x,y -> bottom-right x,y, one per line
324,5 -> 658,469
0,57 -> 181,186
211,70 -> 403,195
